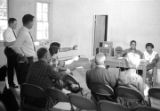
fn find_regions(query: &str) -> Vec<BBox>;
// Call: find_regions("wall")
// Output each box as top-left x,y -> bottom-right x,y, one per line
1,0 -> 160,65
51,0 -> 160,57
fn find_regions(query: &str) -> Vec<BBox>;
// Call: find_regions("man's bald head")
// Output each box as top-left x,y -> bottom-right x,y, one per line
95,53 -> 106,65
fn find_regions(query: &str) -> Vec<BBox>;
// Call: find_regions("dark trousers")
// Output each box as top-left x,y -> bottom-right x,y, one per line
16,57 -> 33,85
4,47 -> 18,86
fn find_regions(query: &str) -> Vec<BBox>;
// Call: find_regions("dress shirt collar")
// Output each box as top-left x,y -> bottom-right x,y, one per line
22,26 -> 30,32
8,27 -> 12,31
96,65 -> 105,68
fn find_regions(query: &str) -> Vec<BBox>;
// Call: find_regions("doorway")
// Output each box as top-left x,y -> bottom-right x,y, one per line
93,15 -> 108,55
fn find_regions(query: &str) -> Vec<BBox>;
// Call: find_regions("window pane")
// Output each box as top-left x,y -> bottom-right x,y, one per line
43,3 -> 48,13
36,2 -> 49,40
0,20 -> 7,40
37,22 -> 43,31
37,22 -> 48,40
0,0 -> 7,8
42,12 -> 48,21
36,3 -> 42,21
0,9 -> 7,19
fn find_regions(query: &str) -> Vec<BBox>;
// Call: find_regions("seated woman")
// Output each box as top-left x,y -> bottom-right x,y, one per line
118,53 -> 144,95
143,43 -> 159,86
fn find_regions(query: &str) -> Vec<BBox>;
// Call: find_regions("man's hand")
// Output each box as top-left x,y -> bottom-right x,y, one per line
72,45 -> 78,50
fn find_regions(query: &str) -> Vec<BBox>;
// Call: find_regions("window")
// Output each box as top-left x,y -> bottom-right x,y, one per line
36,2 -> 49,40
0,0 -> 8,41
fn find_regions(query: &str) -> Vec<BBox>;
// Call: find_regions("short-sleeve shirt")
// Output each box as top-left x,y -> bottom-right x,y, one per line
144,51 -> 158,63
3,27 -> 16,43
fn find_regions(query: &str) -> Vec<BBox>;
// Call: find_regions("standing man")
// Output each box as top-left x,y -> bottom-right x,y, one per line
3,18 -> 18,88
13,14 -> 36,85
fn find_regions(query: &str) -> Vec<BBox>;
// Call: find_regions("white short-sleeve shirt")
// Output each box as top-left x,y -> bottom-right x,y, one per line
144,51 -> 158,63
3,27 -> 16,42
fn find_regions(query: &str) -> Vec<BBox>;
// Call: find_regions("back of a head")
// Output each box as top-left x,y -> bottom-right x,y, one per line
37,47 -> 48,60
22,14 -> 34,25
49,46 -> 59,56
8,18 -> 16,25
95,53 -> 106,65
50,42 -> 61,48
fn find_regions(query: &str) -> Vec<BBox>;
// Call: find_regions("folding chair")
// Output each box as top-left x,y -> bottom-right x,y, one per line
46,87 -> 72,111
21,83 -> 47,111
88,83 -> 115,102
98,100 -> 128,111
148,88 -> 160,110
68,93 -> 96,111
116,86 -> 145,108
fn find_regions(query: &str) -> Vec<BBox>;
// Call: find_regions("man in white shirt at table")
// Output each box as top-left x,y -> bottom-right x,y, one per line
13,14 -> 36,85
3,18 -> 18,88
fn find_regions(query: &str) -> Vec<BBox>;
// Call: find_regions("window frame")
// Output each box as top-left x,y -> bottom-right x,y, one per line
36,2 -> 49,41
0,0 -> 8,41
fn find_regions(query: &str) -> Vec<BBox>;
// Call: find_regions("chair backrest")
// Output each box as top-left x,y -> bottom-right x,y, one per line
115,46 -> 123,57
148,88 -> 160,109
134,106 -> 160,111
149,88 -> 160,99
116,86 -> 143,100
68,93 -> 96,110
89,83 -> 114,97
21,83 -> 47,109
46,88 -> 69,102
98,100 -> 128,111
0,101 -> 6,111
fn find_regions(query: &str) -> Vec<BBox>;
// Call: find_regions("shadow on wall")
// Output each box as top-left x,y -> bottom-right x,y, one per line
0,46 -> 7,66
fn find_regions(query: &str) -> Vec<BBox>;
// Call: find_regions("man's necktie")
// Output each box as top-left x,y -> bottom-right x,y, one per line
12,29 -> 17,38
29,32 -> 36,52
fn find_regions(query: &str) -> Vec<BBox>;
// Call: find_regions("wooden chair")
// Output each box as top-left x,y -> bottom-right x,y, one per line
133,106 -> 160,111
148,88 -> 160,110
98,100 -> 128,111
116,86 -> 145,108
68,93 -> 97,111
21,83 -> 47,111
0,101 -> 6,111
88,83 -> 115,102
46,87 -> 72,111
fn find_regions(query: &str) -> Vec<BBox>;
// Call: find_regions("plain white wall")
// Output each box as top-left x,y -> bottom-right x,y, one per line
51,0 -> 160,57
1,0 -> 160,65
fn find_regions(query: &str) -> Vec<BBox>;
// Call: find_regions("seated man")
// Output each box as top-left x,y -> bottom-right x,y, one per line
86,53 -> 117,100
49,42 -> 79,67
143,43 -> 159,86
49,45 -> 80,93
25,47 -> 63,90
122,40 -> 143,59
118,55 -> 144,95
50,42 -> 78,52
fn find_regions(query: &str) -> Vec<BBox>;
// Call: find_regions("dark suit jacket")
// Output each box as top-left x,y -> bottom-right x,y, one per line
86,66 -> 117,89
26,60 -> 62,90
